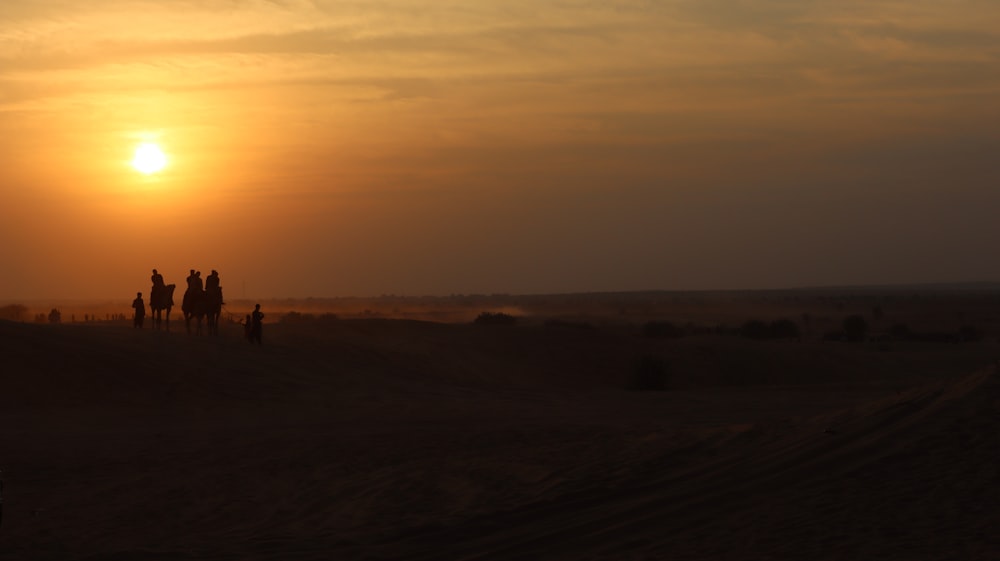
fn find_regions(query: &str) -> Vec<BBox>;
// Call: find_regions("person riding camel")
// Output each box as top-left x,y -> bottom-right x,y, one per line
151,269 -> 165,305
206,269 -> 220,293
184,269 -> 202,311
205,269 -> 224,305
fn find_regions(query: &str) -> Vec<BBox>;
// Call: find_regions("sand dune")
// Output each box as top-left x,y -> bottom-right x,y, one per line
0,318 -> 997,559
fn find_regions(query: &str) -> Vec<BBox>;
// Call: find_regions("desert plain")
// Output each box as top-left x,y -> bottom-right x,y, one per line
2,286 -> 1000,560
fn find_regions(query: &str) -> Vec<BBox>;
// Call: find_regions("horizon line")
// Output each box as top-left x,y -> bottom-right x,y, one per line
5,280 -> 1000,304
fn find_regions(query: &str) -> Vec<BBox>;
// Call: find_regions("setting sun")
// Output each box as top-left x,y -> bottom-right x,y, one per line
131,142 -> 167,174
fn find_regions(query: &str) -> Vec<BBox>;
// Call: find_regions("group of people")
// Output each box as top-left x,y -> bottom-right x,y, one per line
182,269 -> 222,305
131,268 -> 264,344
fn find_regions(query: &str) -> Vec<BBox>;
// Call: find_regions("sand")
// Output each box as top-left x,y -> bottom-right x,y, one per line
1,314 -> 998,560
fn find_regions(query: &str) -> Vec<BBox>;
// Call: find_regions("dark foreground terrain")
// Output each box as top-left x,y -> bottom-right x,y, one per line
2,289 -> 1000,559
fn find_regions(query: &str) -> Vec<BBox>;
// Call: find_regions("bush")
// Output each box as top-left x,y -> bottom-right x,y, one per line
630,355 -> 670,391
474,312 -> 517,325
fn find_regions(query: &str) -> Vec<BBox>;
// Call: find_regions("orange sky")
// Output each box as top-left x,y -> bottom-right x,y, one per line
2,1 -> 999,299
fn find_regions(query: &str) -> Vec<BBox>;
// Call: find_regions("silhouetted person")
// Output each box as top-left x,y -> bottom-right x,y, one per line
150,268 -> 165,309
132,292 -> 146,328
243,314 -> 253,342
184,269 -> 204,312
206,270 -> 220,293
206,270 -> 223,303
250,304 -> 264,345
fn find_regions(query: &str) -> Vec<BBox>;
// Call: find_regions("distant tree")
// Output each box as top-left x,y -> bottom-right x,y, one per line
48,308 -> 62,324
0,304 -> 28,321
843,314 -> 868,342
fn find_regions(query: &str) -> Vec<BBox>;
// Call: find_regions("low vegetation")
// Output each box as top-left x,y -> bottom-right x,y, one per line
474,312 -> 518,325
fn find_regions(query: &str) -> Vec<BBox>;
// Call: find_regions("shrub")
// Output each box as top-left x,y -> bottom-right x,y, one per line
474,312 -> 517,325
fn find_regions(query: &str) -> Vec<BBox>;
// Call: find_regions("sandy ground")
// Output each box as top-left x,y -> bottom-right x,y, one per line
1,316 -> 998,560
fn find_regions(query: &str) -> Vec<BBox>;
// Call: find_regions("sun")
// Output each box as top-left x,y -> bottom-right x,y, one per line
132,142 -> 168,174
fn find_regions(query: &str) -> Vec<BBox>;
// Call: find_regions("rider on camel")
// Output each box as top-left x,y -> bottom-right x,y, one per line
184,269 -> 202,310
205,270 -> 223,304
151,269 -> 165,303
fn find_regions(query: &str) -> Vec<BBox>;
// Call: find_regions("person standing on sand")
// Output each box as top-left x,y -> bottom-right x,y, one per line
243,314 -> 253,342
250,304 -> 264,345
132,292 -> 146,328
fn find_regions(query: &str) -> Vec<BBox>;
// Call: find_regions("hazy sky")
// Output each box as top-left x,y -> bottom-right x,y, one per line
2,0 -> 999,299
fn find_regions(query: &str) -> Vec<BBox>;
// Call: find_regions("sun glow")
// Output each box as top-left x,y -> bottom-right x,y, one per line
132,142 -> 167,174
